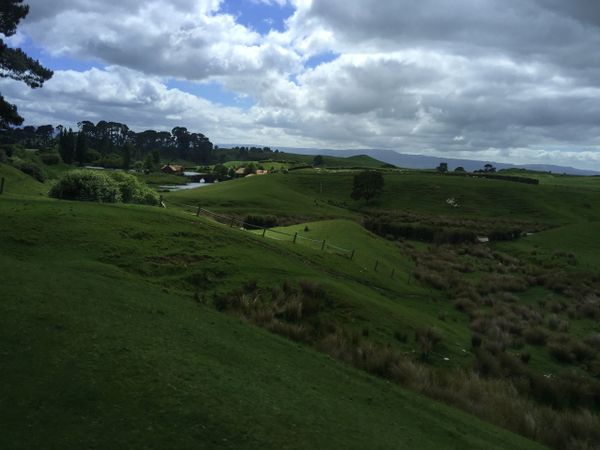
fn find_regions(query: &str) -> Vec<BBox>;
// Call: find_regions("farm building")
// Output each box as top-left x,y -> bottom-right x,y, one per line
161,164 -> 184,174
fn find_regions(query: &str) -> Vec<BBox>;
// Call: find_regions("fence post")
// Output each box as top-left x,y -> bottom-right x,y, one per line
321,240 -> 326,250
374,260 -> 379,272
262,228 -> 267,237
350,249 -> 355,260
293,232 -> 298,243
196,206 -> 201,217
0,177 -> 4,194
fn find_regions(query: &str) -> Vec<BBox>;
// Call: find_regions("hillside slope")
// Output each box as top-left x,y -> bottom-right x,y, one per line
0,194 -> 543,450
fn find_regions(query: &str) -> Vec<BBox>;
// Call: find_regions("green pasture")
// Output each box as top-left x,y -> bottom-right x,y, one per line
0,192 -> 543,449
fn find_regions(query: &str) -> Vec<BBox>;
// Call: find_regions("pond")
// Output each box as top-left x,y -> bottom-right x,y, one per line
159,181 -> 213,191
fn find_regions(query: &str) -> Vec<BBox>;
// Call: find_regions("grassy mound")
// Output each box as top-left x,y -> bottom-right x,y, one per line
0,162 -> 48,196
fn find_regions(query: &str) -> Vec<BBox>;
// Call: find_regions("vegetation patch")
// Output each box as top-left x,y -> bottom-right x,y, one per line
210,279 -> 600,450
49,169 -> 159,205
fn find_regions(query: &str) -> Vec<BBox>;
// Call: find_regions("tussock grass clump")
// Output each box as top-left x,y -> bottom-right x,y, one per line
583,333 -> 600,350
413,269 -> 449,290
478,274 -> 529,294
523,327 -> 549,346
415,326 -> 444,359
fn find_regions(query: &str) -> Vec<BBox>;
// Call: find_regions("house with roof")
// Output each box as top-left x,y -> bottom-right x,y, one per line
161,164 -> 184,174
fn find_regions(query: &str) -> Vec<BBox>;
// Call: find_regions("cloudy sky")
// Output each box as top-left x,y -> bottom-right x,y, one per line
3,0 -> 600,169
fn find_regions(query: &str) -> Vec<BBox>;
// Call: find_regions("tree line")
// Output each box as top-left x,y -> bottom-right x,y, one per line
0,120 -> 290,169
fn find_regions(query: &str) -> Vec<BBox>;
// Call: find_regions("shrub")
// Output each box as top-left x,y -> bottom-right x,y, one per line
415,326 -> 443,359
50,170 -> 121,202
244,214 -> 278,228
11,157 -> 47,182
18,162 -> 47,182
413,269 -> 449,290
478,274 -> 528,294
583,333 -> 600,350
523,327 -> 548,346
298,279 -> 325,299
474,348 -> 501,376
394,331 -> 408,343
547,314 -> 569,332
109,172 -> 160,205
548,342 -> 575,364
39,152 -> 61,165
570,342 -> 596,362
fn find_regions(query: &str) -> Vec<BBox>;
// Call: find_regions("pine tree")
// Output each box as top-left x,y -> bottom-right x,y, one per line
75,132 -> 88,166
0,1 -> 53,128
122,142 -> 133,170
58,129 -> 76,165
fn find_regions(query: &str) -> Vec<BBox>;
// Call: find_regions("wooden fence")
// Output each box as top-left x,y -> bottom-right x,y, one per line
186,206 -> 402,279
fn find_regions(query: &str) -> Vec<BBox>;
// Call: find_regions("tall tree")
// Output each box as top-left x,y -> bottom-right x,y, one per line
58,128 -> 75,164
350,170 -> 385,203
122,142 -> 133,170
0,1 -> 53,128
75,132 -> 88,166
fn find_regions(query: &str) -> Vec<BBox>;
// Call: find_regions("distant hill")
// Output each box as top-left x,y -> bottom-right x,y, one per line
220,145 -> 600,176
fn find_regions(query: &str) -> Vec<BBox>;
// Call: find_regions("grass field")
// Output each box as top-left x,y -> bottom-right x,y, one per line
3,159 -> 600,449
0,193 -> 543,449
165,169 -> 600,225
217,152 -> 387,170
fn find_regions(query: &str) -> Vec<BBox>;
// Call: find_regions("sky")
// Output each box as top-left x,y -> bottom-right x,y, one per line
3,0 -> 600,169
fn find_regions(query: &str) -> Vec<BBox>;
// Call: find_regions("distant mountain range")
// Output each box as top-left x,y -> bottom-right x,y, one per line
219,144 -> 600,176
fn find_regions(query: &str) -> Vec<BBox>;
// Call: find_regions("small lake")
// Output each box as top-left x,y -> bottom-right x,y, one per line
160,182 -> 213,192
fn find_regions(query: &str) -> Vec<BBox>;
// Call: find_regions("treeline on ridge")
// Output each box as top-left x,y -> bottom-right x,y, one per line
0,120 -> 283,167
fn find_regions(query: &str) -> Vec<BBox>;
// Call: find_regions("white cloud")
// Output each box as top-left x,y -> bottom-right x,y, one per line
5,0 -> 600,169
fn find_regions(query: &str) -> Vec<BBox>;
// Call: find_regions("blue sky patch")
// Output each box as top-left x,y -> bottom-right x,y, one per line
305,51 -> 339,69
220,0 -> 294,34
166,79 -> 255,109
19,38 -> 101,72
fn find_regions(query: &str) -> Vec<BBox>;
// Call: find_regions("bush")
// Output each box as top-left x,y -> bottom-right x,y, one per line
523,327 -> 548,346
39,152 -> 61,165
109,172 -> 160,205
244,214 -> 278,228
50,170 -> 121,202
19,162 -> 47,182
548,342 -> 575,364
96,153 -> 124,169
415,326 -> 443,359
583,333 -> 600,350
11,157 -> 47,182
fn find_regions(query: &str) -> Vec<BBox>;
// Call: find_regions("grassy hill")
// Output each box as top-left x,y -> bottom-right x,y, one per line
165,170 -> 600,224
0,162 -> 48,196
221,154 -> 386,171
3,161 -> 600,449
0,195 -> 543,450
